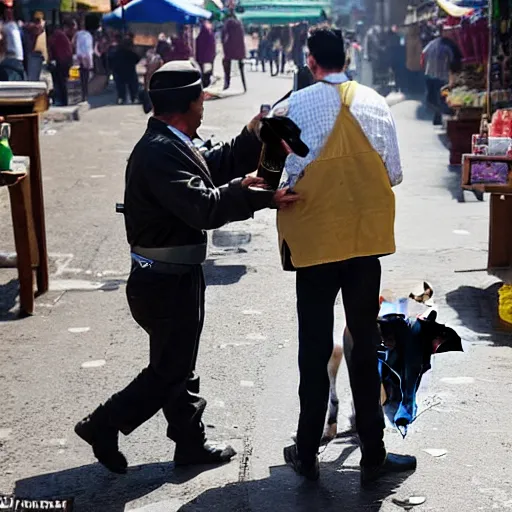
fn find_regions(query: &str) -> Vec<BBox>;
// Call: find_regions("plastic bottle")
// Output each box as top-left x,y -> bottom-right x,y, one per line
0,123 -> 13,171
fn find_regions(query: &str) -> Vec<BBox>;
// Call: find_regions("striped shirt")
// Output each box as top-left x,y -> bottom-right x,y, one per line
422,37 -> 454,82
271,73 -> 403,189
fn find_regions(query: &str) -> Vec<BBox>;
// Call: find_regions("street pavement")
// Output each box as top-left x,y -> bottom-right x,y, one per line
1,69 -> 512,512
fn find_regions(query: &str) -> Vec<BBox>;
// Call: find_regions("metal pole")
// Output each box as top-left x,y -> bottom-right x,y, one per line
121,0 -> 127,35
487,0 -> 493,118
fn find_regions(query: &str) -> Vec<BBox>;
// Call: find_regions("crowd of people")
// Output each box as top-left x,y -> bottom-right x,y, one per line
0,2 -> 462,123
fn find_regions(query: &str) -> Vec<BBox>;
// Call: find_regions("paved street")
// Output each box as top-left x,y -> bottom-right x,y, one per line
1,70 -> 512,512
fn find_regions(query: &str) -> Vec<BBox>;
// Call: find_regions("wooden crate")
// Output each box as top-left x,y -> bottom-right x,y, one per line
461,154 -> 512,194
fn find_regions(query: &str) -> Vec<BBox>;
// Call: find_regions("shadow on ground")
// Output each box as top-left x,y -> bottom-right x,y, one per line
415,102 -> 432,122
446,282 -> 512,346
203,259 -> 247,286
14,462 -> 219,512
14,438 -> 413,512
0,278 -> 23,321
179,441 -> 412,512
443,165 -> 485,203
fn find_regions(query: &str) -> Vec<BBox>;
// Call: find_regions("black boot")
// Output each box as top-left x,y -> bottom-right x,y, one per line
238,60 -> 247,93
174,438 -> 236,466
283,444 -> 320,481
360,452 -> 417,488
75,406 -> 128,474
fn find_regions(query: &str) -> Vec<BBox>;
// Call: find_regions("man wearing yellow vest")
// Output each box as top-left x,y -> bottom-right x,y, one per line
274,28 -> 416,485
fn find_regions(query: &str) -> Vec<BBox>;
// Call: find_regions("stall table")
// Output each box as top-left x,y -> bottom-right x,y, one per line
0,82 -> 49,316
446,107 -> 483,165
462,154 -> 512,270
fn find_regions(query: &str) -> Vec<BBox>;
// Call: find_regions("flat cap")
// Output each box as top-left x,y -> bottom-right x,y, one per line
149,60 -> 202,92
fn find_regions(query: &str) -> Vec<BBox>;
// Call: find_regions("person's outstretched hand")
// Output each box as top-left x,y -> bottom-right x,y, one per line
273,188 -> 300,209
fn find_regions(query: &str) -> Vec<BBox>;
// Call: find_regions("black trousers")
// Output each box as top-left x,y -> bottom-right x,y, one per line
52,62 -> 71,106
102,263 -> 207,444
115,70 -> 140,104
79,66 -> 90,102
295,257 -> 386,467
222,59 -> 247,91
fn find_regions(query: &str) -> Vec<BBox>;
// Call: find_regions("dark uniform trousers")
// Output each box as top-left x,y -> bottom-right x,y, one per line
295,256 -> 386,467
102,262 -> 207,444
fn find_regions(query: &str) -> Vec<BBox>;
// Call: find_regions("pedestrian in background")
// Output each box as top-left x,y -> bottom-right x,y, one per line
169,26 -> 191,61
117,33 -> 140,104
140,44 -> 163,113
48,22 -> 73,105
269,27 -> 281,77
258,30 -> 271,73
156,33 -> 173,63
23,12 -> 47,81
108,33 -> 140,105
221,9 -> 247,92
421,25 -> 456,125
73,21 -> 94,103
405,24 -> 424,96
291,23 -> 308,69
0,23 -> 25,81
1,7 -> 24,74
195,20 -> 215,87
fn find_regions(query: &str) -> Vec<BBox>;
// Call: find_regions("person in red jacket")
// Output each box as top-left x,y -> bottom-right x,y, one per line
221,10 -> 247,92
48,22 -> 73,106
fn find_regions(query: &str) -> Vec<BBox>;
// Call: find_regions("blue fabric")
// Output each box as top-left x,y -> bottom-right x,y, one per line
103,0 -> 211,26
376,313 -> 462,437
131,253 -> 154,268
168,125 -> 192,145
450,0 -> 487,6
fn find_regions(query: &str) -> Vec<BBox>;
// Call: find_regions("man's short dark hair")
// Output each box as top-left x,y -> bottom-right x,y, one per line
307,28 -> 346,71
150,88 -> 202,116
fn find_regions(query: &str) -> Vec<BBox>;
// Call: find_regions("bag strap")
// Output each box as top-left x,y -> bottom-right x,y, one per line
340,81 -> 357,107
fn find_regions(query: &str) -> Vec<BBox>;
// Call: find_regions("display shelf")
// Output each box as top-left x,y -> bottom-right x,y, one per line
462,154 -> 512,193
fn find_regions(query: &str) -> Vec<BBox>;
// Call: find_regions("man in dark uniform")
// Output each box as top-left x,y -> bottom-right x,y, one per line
75,61 -> 298,474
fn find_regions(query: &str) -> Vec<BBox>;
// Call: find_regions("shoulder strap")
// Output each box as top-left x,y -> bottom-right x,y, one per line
339,81 -> 357,107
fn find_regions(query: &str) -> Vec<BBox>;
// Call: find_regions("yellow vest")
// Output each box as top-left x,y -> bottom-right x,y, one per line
277,81 -> 396,269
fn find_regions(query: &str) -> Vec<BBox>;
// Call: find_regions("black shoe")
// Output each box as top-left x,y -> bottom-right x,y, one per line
360,452 -> 417,488
283,444 -> 320,481
75,414 -> 128,474
174,441 -> 236,466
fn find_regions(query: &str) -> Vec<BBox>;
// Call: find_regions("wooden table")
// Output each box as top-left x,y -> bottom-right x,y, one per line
446,117 -> 481,165
0,84 -> 49,315
5,157 -> 46,315
461,154 -> 512,271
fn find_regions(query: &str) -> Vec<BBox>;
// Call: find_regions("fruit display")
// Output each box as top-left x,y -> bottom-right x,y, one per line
443,86 -> 487,108
450,64 -> 487,90
490,108 -> 512,137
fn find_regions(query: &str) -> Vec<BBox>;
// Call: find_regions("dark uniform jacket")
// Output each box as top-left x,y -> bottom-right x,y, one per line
124,117 -> 272,250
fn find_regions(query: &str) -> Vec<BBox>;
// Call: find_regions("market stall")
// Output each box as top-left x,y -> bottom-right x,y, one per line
458,0 -> 512,324
436,1 -> 490,164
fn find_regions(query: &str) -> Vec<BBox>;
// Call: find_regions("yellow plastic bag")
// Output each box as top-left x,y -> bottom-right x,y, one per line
498,284 -> 512,325
69,66 -> 80,81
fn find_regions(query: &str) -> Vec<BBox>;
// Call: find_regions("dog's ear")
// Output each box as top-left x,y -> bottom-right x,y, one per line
426,309 -> 437,322
434,326 -> 463,354
409,282 -> 434,304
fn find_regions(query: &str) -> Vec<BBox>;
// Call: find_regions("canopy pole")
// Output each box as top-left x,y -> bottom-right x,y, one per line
122,2 -> 126,34
487,0 -> 493,118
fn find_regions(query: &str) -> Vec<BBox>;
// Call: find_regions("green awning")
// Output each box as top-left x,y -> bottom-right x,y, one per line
239,7 -> 326,25
204,0 -> 222,13
241,0 -> 329,7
